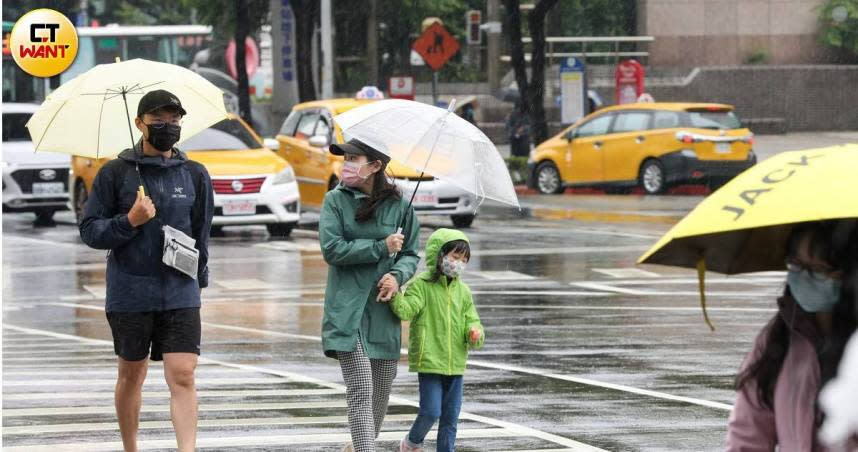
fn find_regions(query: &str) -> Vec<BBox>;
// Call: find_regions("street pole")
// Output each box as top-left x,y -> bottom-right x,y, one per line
367,0 -> 379,86
487,0 -> 502,93
321,0 -> 334,98
432,71 -> 438,106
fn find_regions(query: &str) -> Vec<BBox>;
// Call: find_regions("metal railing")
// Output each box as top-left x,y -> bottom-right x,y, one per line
501,36 -> 654,66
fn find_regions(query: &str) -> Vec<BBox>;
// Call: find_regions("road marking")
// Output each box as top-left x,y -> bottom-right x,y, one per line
18,306 -> 731,414
3,377 -> 289,388
1,368 -> 256,377
83,284 -> 106,298
1,414 -> 414,435
569,282 -> 777,298
3,323 -> 603,451
571,276 -> 785,286
473,245 -> 649,257
2,429 -> 523,451
3,389 -> 343,401
465,359 -> 733,412
214,278 -> 277,290
592,268 -> 660,278
477,304 -> 777,313
2,401 -> 361,417
471,271 -> 537,281
470,290 -> 613,297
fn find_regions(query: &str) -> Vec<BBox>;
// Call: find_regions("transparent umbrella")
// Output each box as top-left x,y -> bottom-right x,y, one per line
333,98 -> 520,211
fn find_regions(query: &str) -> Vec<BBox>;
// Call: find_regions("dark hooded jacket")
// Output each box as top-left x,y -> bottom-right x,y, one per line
79,145 -> 213,312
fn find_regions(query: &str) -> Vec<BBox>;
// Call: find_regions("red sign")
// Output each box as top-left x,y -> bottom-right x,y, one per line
388,76 -> 415,100
412,22 -> 460,71
225,37 -> 260,80
615,59 -> 645,104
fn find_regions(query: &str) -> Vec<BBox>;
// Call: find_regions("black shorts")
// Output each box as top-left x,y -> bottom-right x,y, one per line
106,308 -> 201,361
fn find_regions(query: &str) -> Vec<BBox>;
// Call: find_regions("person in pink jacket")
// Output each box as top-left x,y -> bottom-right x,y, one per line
726,220 -> 858,452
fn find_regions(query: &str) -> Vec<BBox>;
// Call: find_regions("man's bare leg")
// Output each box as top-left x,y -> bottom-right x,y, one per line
115,357 -> 149,452
164,352 -> 198,452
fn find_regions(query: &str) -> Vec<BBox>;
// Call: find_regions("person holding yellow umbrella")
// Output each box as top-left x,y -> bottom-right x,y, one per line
726,220 -> 857,451
637,145 -> 858,450
27,59 -> 226,452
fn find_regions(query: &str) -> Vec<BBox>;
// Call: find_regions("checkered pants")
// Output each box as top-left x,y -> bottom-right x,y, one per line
338,335 -> 398,452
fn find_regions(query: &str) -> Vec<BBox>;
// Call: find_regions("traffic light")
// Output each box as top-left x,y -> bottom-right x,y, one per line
466,10 -> 481,45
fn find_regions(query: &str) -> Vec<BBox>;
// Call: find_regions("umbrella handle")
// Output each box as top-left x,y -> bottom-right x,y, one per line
138,185 -> 145,197
389,226 -> 403,259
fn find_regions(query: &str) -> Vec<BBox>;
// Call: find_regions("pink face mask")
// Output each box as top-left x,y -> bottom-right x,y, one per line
341,161 -> 372,187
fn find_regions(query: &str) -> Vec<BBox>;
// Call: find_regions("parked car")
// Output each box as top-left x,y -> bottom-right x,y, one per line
70,115 -> 300,236
527,102 -> 756,195
272,98 -> 479,228
2,103 -> 71,223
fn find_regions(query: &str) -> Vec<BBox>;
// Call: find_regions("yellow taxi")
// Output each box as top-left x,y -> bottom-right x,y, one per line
527,103 -> 756,195
271,98 -> 478,227
70,115 -> 300,236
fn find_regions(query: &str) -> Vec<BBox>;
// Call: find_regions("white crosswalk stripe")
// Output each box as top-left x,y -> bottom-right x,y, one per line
3,325 -> 604,451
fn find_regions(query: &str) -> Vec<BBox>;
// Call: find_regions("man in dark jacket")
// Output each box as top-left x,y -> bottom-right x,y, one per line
79,89 -> 214,452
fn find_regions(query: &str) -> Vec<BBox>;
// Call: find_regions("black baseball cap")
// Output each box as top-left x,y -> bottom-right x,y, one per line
330,139 -> 390,164
137,89 -> 187,117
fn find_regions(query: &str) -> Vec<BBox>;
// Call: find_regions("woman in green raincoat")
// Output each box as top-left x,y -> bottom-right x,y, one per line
319,139 -> 420,452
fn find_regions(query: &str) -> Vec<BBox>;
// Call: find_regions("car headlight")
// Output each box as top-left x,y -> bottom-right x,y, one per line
680,149 -> 697,159
273,167 -> 296,185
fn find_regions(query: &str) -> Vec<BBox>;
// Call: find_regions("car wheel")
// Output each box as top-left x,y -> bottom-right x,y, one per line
328,176 -> 339,191
209,225 -> 225,237
451,214 -> 476,228
639,160 -> 666,195
267,223 -> 294,238
74,181 -> 88,225
535,162 -> 563,195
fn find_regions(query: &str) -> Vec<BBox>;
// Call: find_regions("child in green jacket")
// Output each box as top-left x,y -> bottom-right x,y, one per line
389,228 -> 485,452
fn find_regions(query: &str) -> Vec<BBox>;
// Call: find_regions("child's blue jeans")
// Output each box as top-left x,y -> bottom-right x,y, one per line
406,373 -> 464,452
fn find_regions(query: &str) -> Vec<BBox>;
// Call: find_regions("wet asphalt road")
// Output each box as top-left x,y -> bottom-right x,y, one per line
2,192 -> 789,451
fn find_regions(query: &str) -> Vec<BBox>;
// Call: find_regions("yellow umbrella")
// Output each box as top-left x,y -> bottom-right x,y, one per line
638,144 -> 858,329
26,58 -> 229,196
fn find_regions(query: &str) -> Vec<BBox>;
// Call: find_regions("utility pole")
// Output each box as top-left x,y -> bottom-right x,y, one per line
367,0 -> 379,86
486,0 -> 502,92
321,0 -> 334,98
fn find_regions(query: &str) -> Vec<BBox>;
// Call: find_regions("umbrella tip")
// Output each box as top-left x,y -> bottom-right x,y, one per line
447,98 -> 457,112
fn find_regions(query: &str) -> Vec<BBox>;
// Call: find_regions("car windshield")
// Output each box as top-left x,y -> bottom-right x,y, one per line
686,110 -> 742,130
178,118 -> 261,151
2,113 -> 33,142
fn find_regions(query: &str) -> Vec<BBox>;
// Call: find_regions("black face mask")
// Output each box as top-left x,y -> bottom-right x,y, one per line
146,123 -> 181,152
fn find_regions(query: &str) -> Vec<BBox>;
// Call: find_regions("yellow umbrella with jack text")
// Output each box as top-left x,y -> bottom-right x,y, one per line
637,144 -> 858,330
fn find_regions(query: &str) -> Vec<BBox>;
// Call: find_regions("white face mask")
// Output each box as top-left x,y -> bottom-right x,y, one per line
441,255 -> 467,279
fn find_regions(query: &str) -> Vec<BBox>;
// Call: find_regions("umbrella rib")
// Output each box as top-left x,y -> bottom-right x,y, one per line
31,96 -> 72,152
95,91 -> 109,159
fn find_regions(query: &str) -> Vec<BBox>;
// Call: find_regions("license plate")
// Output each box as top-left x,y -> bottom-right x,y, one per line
716,142 -> 732,154
32,182 -> 64,195
414,194 -> 438,205
222,200 -> 256,216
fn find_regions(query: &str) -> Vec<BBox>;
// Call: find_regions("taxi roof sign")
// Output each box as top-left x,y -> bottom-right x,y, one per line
412,22 -> 460,71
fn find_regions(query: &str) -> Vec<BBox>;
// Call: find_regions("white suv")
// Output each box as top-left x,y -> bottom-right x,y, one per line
2,103 -> 71,223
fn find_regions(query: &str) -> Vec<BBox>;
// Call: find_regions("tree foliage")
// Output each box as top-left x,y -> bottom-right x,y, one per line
819,0 -> 858,62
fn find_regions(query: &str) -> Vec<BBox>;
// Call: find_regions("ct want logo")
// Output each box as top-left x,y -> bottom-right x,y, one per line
10,9 -> 78,77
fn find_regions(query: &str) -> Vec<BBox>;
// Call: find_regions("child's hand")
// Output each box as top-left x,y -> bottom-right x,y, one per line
469,327 -> 481,344
376,273 -> 399,302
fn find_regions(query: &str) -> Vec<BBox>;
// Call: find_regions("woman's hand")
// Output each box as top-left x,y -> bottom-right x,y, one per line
376,273 -> 399,302
385,232 -> 404,254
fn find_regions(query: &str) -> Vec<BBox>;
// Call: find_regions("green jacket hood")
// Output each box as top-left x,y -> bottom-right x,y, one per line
424,228 -> 469,269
